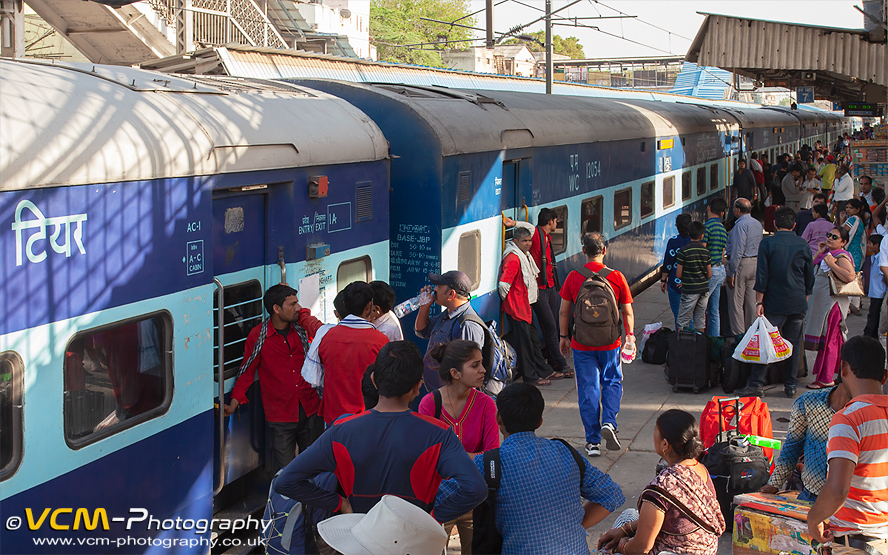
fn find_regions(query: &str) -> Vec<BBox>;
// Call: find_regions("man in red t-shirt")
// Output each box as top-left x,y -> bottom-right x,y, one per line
559,232 -> 635,458
499,225 -> 558,385
504,210 -> 571,377
317,281 -> 389,424
224,284 -> 325,470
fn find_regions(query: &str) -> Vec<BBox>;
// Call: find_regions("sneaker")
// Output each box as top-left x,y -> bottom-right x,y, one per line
735,385 -> 764,397
585,443 -> 601,457
601,423 -> 622,451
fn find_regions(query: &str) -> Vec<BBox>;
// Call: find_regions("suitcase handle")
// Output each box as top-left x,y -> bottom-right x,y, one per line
717,396 -> 741,435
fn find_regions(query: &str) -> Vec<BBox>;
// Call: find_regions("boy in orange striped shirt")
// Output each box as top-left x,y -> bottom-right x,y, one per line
808,335 -> 888,554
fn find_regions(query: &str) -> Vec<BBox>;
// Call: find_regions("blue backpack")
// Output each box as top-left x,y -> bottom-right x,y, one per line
456,311 -> 516,397
262,471 -> 337,555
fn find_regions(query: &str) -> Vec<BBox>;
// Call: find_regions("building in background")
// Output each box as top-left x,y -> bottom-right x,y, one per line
443,45 -> 536,77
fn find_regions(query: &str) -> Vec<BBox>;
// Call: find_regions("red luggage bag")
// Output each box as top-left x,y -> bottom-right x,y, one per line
699,395 -> 775,462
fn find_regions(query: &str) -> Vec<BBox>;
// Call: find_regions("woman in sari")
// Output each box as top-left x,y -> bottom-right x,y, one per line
844,199 -> 866,315
598,410 -> 725,555
805,226 -> 857,389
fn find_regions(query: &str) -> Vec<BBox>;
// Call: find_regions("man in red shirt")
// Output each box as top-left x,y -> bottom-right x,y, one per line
504,210 -> 571,377
223,284 -> 325,471
559,232 -> 635,458
317,281 -> 389,424
499,226 -> 557,385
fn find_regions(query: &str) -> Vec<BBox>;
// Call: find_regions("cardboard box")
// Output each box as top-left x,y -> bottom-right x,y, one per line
732,492 -> 815,555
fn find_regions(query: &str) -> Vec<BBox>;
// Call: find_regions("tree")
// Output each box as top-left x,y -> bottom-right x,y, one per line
503,31 -> 585,59
370,0 -> 475,67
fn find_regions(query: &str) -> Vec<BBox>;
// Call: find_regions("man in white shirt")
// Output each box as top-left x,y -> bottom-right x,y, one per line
831,164 -> 854,223
369,281 -> 404,341
865,235 -> 887,338
801,166 -> 821,210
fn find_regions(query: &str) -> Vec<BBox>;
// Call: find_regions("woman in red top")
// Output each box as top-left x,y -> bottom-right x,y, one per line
419,339 -> 499,554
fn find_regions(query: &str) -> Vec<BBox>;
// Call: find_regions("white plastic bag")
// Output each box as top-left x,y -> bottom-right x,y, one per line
639,322 -> 662,354
732,316 -> 793,365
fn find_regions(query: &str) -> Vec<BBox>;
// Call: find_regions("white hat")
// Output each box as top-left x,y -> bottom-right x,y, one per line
317,495 -> 448,555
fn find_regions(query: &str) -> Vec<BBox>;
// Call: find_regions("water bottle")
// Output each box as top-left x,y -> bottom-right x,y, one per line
620,338 -> 636,364
393,291 -> 433,318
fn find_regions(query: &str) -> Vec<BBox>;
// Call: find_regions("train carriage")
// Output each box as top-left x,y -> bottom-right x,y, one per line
0,59 -> 389,553
288,81 -> 740,330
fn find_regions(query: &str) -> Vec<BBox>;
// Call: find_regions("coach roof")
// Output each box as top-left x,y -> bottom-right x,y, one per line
0,59 -> 388,190
291,80 -> 739,157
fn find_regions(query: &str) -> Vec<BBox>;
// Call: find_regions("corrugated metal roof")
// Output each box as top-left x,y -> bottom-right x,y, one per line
687,13 -> 887,87
141,45 -> 784,111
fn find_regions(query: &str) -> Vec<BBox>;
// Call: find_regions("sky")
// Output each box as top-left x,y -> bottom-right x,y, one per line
465,0 -> 866,59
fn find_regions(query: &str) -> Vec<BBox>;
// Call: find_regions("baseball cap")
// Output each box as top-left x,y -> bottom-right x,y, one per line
825,155 -> 835,162
428,270 -> 472,297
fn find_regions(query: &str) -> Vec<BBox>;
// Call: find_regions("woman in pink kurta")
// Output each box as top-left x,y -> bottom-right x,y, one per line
418,339 -> 500,553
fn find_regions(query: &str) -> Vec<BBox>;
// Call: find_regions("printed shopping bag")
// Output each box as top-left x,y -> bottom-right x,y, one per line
732,316 -> 792,365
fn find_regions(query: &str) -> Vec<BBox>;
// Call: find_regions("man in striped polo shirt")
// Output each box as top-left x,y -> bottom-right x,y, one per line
704,198 -> 728,337
808,335 -> 888,554
675,221 -> 712,332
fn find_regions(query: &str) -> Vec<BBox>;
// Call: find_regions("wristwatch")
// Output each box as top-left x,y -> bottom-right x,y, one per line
559,334 -> 569,338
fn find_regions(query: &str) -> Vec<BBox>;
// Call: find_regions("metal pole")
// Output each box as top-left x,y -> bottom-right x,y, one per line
545,0 -> 553,94
486,0 -> 494,48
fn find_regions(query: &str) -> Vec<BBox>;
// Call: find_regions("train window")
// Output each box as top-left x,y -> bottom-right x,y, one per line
696,168 -> 706,196
663,176 -> 675,208
337,256 -> 372,292
64,313 -> 172,448
682,172 -> 691,201
550,205 -> 567,254
214,280 -> 263,381
614,188 -> 632,230
640,181 -> 655,218
0,351 -> 23,481
458,230 -> 481,292
710,164 -> 719,191
581,196 -> 603,234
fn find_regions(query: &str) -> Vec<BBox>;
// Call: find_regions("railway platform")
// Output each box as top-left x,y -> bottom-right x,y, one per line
446,281 -> 869,554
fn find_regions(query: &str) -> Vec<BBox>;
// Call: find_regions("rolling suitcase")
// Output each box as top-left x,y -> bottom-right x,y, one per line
700,397 -> 771,531
666,330 -> 710,393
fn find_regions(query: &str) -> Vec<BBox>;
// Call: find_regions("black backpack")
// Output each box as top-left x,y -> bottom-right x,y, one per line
700,398 -> 770,530
455,311 -> 516,393
641,327 -> 672,364
472,439 -> 585,555
572,266 -> 621,347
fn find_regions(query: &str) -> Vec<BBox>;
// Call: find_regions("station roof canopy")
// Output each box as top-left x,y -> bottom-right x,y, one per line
686,13 -> 887,105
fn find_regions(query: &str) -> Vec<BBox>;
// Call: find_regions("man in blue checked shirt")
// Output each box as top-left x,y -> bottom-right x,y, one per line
474,383 -> 624,554
760,385 -> 850,501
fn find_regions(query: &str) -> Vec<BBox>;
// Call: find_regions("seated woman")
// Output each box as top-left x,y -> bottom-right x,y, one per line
598,409 -> 725,555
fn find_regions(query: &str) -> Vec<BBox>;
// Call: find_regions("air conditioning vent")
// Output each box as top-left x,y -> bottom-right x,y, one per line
356,182 -> 372,222
458,171 -> 472,205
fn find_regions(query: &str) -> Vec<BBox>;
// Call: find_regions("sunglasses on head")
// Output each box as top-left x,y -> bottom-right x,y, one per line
827,233 -> 841,240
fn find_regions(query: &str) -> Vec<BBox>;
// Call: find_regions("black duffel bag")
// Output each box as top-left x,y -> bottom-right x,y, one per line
642,327 -> 672,364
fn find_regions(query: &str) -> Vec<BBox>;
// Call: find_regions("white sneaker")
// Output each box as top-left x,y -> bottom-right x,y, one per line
585,443 -> 601,457
601,423 -> 622,451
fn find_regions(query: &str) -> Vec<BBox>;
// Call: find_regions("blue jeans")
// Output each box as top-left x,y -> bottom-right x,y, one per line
707,265 -> 726,336
667,288 -> 682,330
573,347 -> 623,444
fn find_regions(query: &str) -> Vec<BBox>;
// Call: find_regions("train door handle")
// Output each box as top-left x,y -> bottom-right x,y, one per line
278,247 -> 287,285
213,278 -> 226,496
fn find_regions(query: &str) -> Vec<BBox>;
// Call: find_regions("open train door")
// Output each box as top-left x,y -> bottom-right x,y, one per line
211,190 -> 270,512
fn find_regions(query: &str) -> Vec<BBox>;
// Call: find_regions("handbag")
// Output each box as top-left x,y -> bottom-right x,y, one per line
828,270 -> 865,296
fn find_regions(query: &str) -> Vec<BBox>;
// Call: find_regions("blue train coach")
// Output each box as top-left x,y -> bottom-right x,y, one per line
0,59 -> 389,553
289,80 -> 739,327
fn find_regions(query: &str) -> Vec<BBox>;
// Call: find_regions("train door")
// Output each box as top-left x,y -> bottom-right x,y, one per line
502,158 -> 534,230
211,191 -> 268,507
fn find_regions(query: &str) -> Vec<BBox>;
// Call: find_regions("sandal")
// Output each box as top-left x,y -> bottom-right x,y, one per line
806,381 -> 834,389
527,378 -> 552,386
560,369 -> 575,378
545,371 -> 566,380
